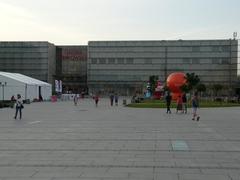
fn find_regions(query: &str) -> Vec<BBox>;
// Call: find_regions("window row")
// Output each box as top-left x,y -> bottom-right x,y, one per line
0,59 -> 48,64
92,58 -> 134,64
89,45 -> 232,53
89,74 -> 233,82
90,58 -> 230,64
0,53 -> 49,58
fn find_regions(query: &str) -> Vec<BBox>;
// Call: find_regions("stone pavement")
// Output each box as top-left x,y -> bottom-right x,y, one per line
0,97 -> 240,180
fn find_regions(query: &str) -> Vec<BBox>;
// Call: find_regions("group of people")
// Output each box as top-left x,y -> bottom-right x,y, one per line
110,93 -> 119,106
12,91 -> 200,121
165,92 -> 200,121
93,93 -> 119,107
74,92 -> 119,107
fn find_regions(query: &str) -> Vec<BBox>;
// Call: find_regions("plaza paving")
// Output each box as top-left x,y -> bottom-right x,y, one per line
0,97 -> 240,180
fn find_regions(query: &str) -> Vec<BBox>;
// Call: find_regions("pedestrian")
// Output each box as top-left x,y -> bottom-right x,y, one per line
39,94 -> 43,102
110,93 -> 114,106
192,92 -> 200,121
14,94 -> 24,120
73,94 -> 78,106
176,95 -> 183,113
165,91 -> 172,114
114,93 -> 119,106
11,95 -> 16,102
182,93 -> 187,114
81,90 -> 85,99
10,95 -> 16,109
94,94 -> 99,107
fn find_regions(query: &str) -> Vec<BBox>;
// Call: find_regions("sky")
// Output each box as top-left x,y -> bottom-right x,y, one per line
0,0 -> 239,45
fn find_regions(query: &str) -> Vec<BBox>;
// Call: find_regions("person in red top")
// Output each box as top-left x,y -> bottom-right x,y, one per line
176,95 -> 183,113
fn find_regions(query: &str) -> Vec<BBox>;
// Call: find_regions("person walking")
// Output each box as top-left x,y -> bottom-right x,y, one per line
110,93 -> 114,106
94,94 -> 99,107
165,91 -> 172,114
182,93 -> 187,114
114,93 -> 119,106
176,95 -> 183,113
14,94 -> 23,120
11,95 -> 16,108
11,95 -> 16,102
192,92 -> 200,121
73,94 -> 78,106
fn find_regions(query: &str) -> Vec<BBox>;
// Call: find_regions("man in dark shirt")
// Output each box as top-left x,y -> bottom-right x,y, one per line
166,91 -> 172,114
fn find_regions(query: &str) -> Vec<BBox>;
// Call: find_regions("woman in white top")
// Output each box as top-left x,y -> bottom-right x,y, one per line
14,94 -> 23,119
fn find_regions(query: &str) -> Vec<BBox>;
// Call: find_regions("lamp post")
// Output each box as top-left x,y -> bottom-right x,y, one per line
164,46 -> 168,81
0,82 -> 7,101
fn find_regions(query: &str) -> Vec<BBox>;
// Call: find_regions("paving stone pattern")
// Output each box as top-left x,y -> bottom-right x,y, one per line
0,97 -> 240,179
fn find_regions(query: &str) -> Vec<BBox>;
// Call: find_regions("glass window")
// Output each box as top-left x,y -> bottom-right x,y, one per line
221,46 -> 230,52
192,58 -> 200,64
117,58 -> 124,64
91,59 -> 98,64
99,58 -> 106,64
212,58 -> 220,64
108,58 -> 115,64
212,46 -> 220,52
221,58 -> 229,64
144,58 -> 152,64
192,46 -> 200,52
182,58 -> 191,64
126,58 -> 134,64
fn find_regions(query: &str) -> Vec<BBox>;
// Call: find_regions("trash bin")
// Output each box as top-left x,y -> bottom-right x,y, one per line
123,99 -> 127,106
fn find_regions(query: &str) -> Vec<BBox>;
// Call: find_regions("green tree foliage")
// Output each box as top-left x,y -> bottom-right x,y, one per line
180,84 -> 191,93
181,73 -> 200,94
212,84 -> 223,96
196,83 -> 206,93
149,75 -> 158,94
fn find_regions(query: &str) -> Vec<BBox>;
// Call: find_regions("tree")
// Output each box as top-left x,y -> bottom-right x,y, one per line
196,83 -> 206,93
196,83 -> 206,96
212,84 -> 223,97
185,73 -> 200,90
180,84 -> 191,93
180,73 -> 200,94
149,75 -> 158,94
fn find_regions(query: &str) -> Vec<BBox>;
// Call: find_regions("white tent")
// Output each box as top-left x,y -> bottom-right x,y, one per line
0,72 -> 52,101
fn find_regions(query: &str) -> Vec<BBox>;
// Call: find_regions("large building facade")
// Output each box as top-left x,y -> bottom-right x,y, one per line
0,39 -> 239,96
88,40 -> 239,95
0,41 -> 56,85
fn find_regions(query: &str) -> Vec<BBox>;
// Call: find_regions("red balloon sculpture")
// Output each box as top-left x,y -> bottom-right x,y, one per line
166,72 -> 186,100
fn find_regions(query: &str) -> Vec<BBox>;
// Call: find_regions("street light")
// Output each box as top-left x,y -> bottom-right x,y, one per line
0,82 -> 7,101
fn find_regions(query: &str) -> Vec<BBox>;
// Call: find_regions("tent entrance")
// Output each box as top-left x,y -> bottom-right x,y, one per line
39,86 -> 43,101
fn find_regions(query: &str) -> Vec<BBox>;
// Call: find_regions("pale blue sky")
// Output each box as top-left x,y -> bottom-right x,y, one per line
0,0 -> 239,45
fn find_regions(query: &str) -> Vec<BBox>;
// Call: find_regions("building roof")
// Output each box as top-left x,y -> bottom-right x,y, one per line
0,71 -> 51,86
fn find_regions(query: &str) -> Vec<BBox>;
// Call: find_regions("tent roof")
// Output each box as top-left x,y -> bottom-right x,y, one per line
0,71 -> 51,86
